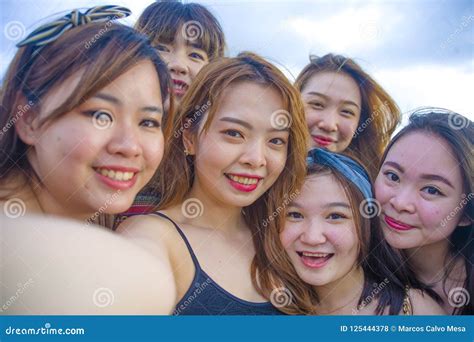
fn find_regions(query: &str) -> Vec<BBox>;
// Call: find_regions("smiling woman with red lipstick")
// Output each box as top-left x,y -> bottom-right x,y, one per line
0,8 -> 173,223
295,54 -> 401,178
259,148 -> 444,315
375,109 -> 473,315
117,52 -> 309,315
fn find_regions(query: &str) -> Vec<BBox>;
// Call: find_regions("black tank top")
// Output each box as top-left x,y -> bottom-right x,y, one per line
154,212 -> 284,315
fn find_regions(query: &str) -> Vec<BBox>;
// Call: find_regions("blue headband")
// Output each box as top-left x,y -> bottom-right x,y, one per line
306,148 -> 374,202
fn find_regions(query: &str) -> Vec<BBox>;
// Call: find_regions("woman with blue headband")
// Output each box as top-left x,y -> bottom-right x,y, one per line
255,148 -> 445,315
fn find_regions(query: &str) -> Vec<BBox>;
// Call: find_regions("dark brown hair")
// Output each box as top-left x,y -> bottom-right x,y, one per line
135,1 -> 226,59
380,108 -> 473,315
257,154 -> 425,315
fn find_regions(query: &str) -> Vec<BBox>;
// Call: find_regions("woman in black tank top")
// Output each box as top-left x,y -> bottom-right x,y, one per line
117,52 -> 309,314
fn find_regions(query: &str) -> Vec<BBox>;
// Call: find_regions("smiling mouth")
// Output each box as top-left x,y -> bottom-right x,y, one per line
312,135 -> 334,147
224,173 -> 263,192
297,251 -> 334,268
93,168 -> 136,181
172,79 -> 188,95
384,215 -> 416,231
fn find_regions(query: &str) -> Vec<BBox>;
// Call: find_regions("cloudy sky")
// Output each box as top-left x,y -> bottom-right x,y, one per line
1,0 -> 472,122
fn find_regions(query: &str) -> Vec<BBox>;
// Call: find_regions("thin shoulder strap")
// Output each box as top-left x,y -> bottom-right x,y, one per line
151,212 -> 201,268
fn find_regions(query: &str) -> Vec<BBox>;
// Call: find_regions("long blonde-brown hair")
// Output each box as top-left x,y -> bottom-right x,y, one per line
295,54 -> 401,178
156,52 -> 309,289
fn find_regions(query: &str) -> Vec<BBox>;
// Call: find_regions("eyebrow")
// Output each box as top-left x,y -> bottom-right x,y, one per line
383,161 -> 404,172
93,93 -> 162,114
220,117 -> 290,132
420,174 -> 454,189
288,202 -> 351,209
305,91 -> 360,109
323,202 -> 351,209
384,161 -> 454,188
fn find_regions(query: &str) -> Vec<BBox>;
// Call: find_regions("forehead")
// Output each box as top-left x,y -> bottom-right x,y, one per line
302,71 -> 360,98
386,131 -> 463,184
210,81 -> 285,126
295,173 -> 349,208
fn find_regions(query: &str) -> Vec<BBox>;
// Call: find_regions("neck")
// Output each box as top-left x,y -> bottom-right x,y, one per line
28,179 -> 93,222
406,240 -> 454,284
314,266 -> 365,314
174,180 -> 247,234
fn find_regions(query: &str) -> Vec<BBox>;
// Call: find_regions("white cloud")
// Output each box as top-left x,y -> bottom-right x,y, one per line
282,5 -> 402,54
375,62 -> 473,122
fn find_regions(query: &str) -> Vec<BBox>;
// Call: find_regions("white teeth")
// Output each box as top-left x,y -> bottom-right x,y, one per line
227,174 -> 259,185
302,252 -> 329,258
97,169 -> 135,181
174,83 -> 186,90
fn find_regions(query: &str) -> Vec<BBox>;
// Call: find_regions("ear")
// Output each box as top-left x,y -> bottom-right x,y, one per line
14,97 -> 40,146
182,124 -> 197,156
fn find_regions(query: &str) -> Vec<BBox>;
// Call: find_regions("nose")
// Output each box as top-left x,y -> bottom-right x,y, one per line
106,122 -> 142,158
389,187 -> 416,214
168,52 -> 188,76
300,221 -> 327,246
240,140 -> 266,168
315,108 -> 338,132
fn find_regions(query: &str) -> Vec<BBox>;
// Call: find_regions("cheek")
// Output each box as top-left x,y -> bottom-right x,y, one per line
267,150 -> 287,177
305,108 -> 319,127
38,122 -> 102,167
280,224 -> 300,249
374,177 -> 390,205
190,63 -> 206,79
142,134 -> 165,170
340,119 -> 358,140
418,201 -> 459,231
326,228 -> 358,255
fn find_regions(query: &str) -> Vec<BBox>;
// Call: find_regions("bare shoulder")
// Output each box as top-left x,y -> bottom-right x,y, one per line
408,289 -> 447,315
1,215 -> 176,314
116,213 -> 181,259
